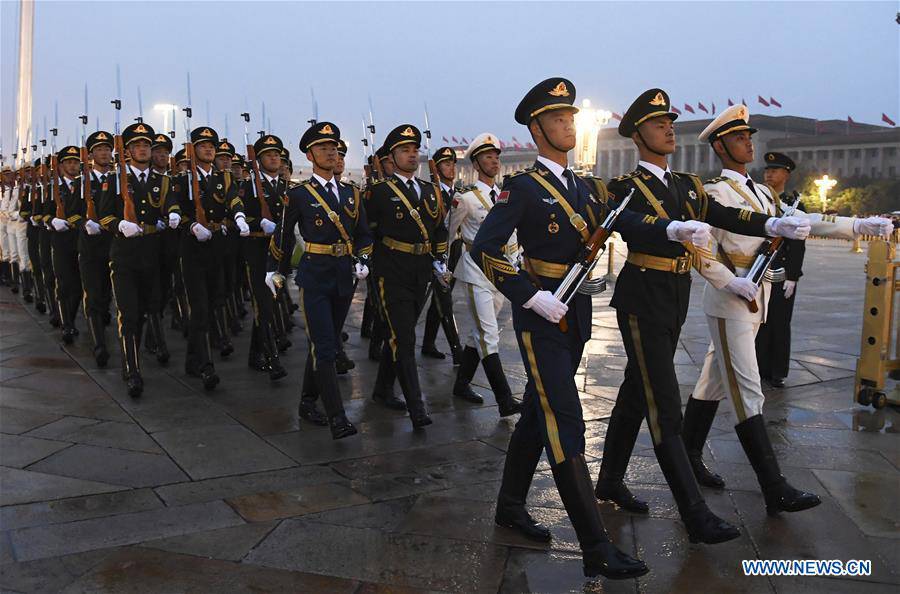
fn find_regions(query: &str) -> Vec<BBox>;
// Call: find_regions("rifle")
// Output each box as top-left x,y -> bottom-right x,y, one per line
38,139 -> 47,215
422,103 -> 444,217
240,112 -> 273,222
553,188 -> 634,332
111,89 -> 138,224
367,101 -> 384,180
183,73 -> 207,228
49,127 -> 64,220
744,191 -> 802,313
79,111 -> 97,223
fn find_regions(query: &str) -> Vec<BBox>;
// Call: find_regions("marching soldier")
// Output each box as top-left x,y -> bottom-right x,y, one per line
593,90 -> 802,544
0,165 -> 14,290
173,126 -> 249,390
421,145 -> 463,364
266,122 -> 371,439
755,152 -> 804,388
214,139 -> 243,341
79,131 -> 116,367
469,78 -> 714,579
243,133 -> 286,381
447,135 -> 521,416
688,104 -> 893,515
38,156 -> 61,327
366,124 -> 448,428
149,133 -> 184,333
4,165 -> 30,298
19,161 -> 46,310
49,146 -> 85,344
98,122 -> 176,396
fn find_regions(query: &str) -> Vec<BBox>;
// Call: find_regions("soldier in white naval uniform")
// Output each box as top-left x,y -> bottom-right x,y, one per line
687,104 -> 894,516
447,133 -> 522,417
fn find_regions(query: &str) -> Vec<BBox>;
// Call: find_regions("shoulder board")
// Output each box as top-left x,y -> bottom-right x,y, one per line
503,166 -> 536,181
462,184 -> 477,192
611,170 -> 639,183
704,176 -> 728,185
288,181 -> 303,190
672,171 -> 700,181
585,174 -> 605,183
369,177 -> 388,186
341,180 -> 359,188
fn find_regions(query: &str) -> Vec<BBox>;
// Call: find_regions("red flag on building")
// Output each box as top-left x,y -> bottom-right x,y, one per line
847,116 -> 855,124
461,137 -> 468,144
451,136 -> 458,143
727,98 -> 734,106
526,142 -> 535,149
671,106 -> 682,115
769,97 -> 782,108
757,96 -> 770,107
883,113 -> 896,126
612,112 -> 623,121
442,136 -> 449,142
684,103 -> 695,114
697,102 -> 708,113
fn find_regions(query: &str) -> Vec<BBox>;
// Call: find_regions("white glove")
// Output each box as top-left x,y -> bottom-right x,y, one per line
191,222 -> 212,242
168,213 -> 181,229
667,220 -> 712,247
235,214 -> 250,236
84,220 -> 102,235
433,260 -> 448,276
354,262 -> 370,280
853,216 -> 893,238
783,279 -> 796,299
265,271 -> 278,296
118,220 -> 143,238
260,218 -> 277,235
9,213 -> 19,222
30,216 -> 40,226
51,217 -> 69,232
768,215 -> 810,240
725,277 -> 759,301
524,290 -> 568,323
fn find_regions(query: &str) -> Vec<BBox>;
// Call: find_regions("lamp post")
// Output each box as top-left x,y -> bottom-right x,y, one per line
574,99 -> 611,175
814,174 -> 837,211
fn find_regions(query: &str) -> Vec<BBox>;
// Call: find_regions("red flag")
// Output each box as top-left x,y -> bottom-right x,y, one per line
757,96 -> 770,107
671,106 -> 682,115
526,142 -> 536,149
769,97 -> 781,108
847,116 -> 855,124
684,103 -> 695,114
727,98 -> 734,106
499,140 -> 505,149
512,136 -> 520,142
612,112 -> 623,121
741,98 -> 747,106
697,102 -> 708,113
512,139 -> 521,148
442,136 -> 449,142
451,136 -> 458,143
883,113 -> 896,126
711,102 -> 716,114
461,137 -> 469,144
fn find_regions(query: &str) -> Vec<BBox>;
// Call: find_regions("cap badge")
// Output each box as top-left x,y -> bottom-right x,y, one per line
135,124 -> 148,133
548,82 -> 570,97
200,129 -> 213,138
400,127 -> 415,138
649,92 -> 666,107
264,136 -> 277,145
767,153 -> 775,161
97,132 -> 108,140
320,124 -> 334,135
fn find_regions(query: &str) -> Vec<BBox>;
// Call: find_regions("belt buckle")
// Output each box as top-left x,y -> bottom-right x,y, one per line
569,213 -> 587,233
332,243 -> 347,257
409,210 -> 422,222
412,243 -> 427,255
674,256 -> 691,274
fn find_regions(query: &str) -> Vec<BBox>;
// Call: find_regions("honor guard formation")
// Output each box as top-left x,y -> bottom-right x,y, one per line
0,76 -> 893,581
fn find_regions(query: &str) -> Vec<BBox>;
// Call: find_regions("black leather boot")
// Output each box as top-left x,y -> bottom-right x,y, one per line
147,314 -> 169,365
213,307 -> 233,357
247,324 -> 268,372
395,356 -> 431,428
335,348 -> 355,374
482,353 -> 522,416
299,355 -> 328,425
121,333 -> 143,398
438,303 -> 463,366
88,314 -> 109,368
495,428 -> 551,542
315,364 -> 357,440
371,353 -> 405,410
654,438 -> 740,544
552,454 -> 649,579
682,397 -> 726,488
22,269 -> 33,302
736,414 -> 821,516
595,405 -> 648,513
9,262 -> 20,293
360,295 -> 374,338
262,324 -> 286,381
421,299 -> 445,359
452,346 -> 484,404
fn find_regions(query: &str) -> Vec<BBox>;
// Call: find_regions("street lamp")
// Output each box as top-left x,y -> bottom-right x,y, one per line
574,99 -> 612,174
814,174 -> 837,211
153,103 -> 179,137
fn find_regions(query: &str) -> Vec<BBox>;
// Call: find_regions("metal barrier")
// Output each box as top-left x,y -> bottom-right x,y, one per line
854,239 -> 900,409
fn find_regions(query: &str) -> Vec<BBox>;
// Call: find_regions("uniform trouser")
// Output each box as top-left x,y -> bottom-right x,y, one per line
0,219 -> 11,264
110,236 -> 161,338
180,234 -> 226,371
511,327 -> 586,467
39,227 -> 56,308
755,281 -> 795,380
26,224 -> 44,300
79,233 -> 112,322
159,228 -> 181,315
374,273 -> 429,362
423,278 -> 455,344
461,281 -> 505,357
606,311 -> 685,448
51,231 -> 82,329
11,221 -> 28,268
302,285 -> 355,367
694,316 -> 765,422
242,236 -> 273,342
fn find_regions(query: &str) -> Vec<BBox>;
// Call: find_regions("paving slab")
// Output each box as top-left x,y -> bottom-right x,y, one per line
0,434 -> 71,469
27,444 -> 188,488
0,467 -> 127,506
1,488 -> 163,531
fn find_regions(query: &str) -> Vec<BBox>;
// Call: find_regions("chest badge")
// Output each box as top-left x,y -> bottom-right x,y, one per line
152,186 -> 159,193
548,222 -> 560,234
315,218 -> 324,227
688,190 -> 697,200
396,210 -> 404,220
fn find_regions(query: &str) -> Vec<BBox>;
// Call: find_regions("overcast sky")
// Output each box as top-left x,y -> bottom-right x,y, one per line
2,0 -> 898,168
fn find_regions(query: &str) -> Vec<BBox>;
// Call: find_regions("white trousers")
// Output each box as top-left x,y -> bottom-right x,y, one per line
693,315 -> 765,422
11,220 -> 28,268
0,220 -> 12,263
460,281 -> 505,357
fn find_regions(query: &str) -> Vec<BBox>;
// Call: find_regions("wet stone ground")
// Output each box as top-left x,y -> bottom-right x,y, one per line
0,239 -> 897,593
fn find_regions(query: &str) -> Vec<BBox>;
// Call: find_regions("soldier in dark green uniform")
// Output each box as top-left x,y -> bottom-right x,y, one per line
48,146 -> 85,344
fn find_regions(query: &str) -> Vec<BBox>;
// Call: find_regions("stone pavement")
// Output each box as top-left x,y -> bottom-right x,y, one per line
0,239 -> 897,593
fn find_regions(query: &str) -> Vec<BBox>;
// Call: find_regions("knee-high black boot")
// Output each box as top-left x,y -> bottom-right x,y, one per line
262,324 -> 286,381
88,314 -> 109,367
395,356 -> 431,428
147,313 -> 169,365
121,332 -> 143,398
495,427 -> 551,542
452,346 -> 484,403
314,363 -> 357,440
22,269 -> 34,302
482,353 -> 521,416
682,397 -> 726,488
595,405 -> 648,513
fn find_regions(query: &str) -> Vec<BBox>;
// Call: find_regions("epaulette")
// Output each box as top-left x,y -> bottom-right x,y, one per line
704,176 -> 728,184
288,180 -> 303,190
503,166 -> 536,181
672,171 -> 700,181
369,177 -> 388,186
611,170 -> 639,183
342,179 -> 359,189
